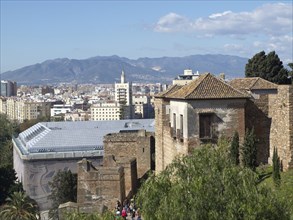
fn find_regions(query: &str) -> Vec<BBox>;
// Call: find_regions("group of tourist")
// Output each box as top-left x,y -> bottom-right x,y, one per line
115,198 -> 142,219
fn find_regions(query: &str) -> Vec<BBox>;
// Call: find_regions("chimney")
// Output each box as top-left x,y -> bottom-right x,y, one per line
219,73 -> 225,80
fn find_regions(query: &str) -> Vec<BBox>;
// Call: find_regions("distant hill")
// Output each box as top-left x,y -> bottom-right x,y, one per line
1,54 -> 248,85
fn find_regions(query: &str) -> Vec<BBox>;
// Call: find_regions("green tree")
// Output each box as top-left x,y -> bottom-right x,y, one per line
64,210 -> 122,220
241,128 -> 257,171
272,147 -> 281,187
288,63 -> 293,83
0,191 -> 39,220
245,51 -> 266,78
0,113 -> 19,167
48,170 -> 77,219
0,141 -> 14,166
245,51 -> 291,84
0,113 -> 14,144
0,164 -> 23,205
229,131 -> 240,165
136,146 -> 289,220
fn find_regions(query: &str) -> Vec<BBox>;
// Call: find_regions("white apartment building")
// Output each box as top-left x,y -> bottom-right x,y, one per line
0,97 -> 7,114
172,69 -> 200,85
90,102 -> 120,121
114,70 -> 134,119
115,70 -> 132,105
64,109 -> 90,121
133,95 -> 152,119
50,104 -> 73,117
1,97 -> 51,122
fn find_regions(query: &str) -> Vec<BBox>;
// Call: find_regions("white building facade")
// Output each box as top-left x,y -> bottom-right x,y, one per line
50,104 -> 73,117
90,102 -> 120,121
172,69 -> 200,85
114,71 -> 134,119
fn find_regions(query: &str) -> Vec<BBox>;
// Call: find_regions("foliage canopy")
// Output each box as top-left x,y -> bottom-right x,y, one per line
0,191 -> 39,220
241,128 -> 257,171
63,210 -> 124,220
229,131 -> 239,165
0,164 -> 23,205
136,146 -> 290,220
245,51 -> 291,84
272,147 -> 281,187
48,170 -> 77,219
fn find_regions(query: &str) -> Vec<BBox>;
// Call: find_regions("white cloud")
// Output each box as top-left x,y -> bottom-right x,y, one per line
153,12 -> 190,32
153,3 -> 292,36
209,11 -> 232,19
221,36 -> 293,63
223,44 -> 243,50
153,3 -> 292,63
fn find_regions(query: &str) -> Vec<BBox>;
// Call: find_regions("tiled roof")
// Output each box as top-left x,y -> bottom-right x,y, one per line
155,84 -> 183,98
165,73 -> 249,100
229,77 -> 278,91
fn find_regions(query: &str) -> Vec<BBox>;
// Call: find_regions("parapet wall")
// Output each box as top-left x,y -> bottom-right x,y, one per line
77,159 -> 125,213
114,157 -> 137,198
245,96 -> 271,165
269,85 -> 293,170
103,130 -> 155,179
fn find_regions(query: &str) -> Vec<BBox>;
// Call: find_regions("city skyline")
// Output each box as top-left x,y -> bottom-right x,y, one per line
1,0 -> 292,73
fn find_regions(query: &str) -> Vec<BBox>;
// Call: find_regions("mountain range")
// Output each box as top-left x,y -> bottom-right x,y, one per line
1,54 -> 248,85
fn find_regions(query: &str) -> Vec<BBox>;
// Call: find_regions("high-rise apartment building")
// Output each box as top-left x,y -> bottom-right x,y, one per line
114,71 -> 134,119
0,80 -> 17,97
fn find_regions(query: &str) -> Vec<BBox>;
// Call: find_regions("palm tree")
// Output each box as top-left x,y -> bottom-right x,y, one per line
0,191 -> 40,220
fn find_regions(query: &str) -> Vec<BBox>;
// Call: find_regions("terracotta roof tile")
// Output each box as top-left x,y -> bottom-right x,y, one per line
229,77 -> 278,91
155,84 -> 183,98
165,73 -> 249,100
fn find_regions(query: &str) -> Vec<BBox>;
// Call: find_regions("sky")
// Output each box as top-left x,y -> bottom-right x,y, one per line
1,0 -> 292,73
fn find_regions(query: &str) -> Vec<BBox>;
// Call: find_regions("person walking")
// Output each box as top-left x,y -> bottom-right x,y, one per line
121,207 -> 127,219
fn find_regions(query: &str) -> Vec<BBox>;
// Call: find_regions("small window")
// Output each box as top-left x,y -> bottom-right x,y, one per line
173,113 -> 176,138
173,113 -> 176,128
199,114 -> 213,139
180,114 -> 183,141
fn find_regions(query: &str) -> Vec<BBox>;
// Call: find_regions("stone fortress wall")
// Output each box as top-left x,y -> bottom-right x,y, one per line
269,85 -> 293,170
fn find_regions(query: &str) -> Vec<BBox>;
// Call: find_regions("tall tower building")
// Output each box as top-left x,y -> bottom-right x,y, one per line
115,70 -> 133,119
0,80 -> 17,97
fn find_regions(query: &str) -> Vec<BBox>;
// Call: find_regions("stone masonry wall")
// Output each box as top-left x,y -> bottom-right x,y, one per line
155,98 -> 246,172
154,98 -> 170,173
245,96 -> 272,165
114,157 -> 137,198
103,130 -> 155,179
269,85 -> 293,170
189,100 -> 246,143
77,159 -> 125,213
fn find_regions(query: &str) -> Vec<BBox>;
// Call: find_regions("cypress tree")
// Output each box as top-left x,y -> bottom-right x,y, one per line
230,131 -> 240,165
272,147 -> 281,187
241,128 -> 257,171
